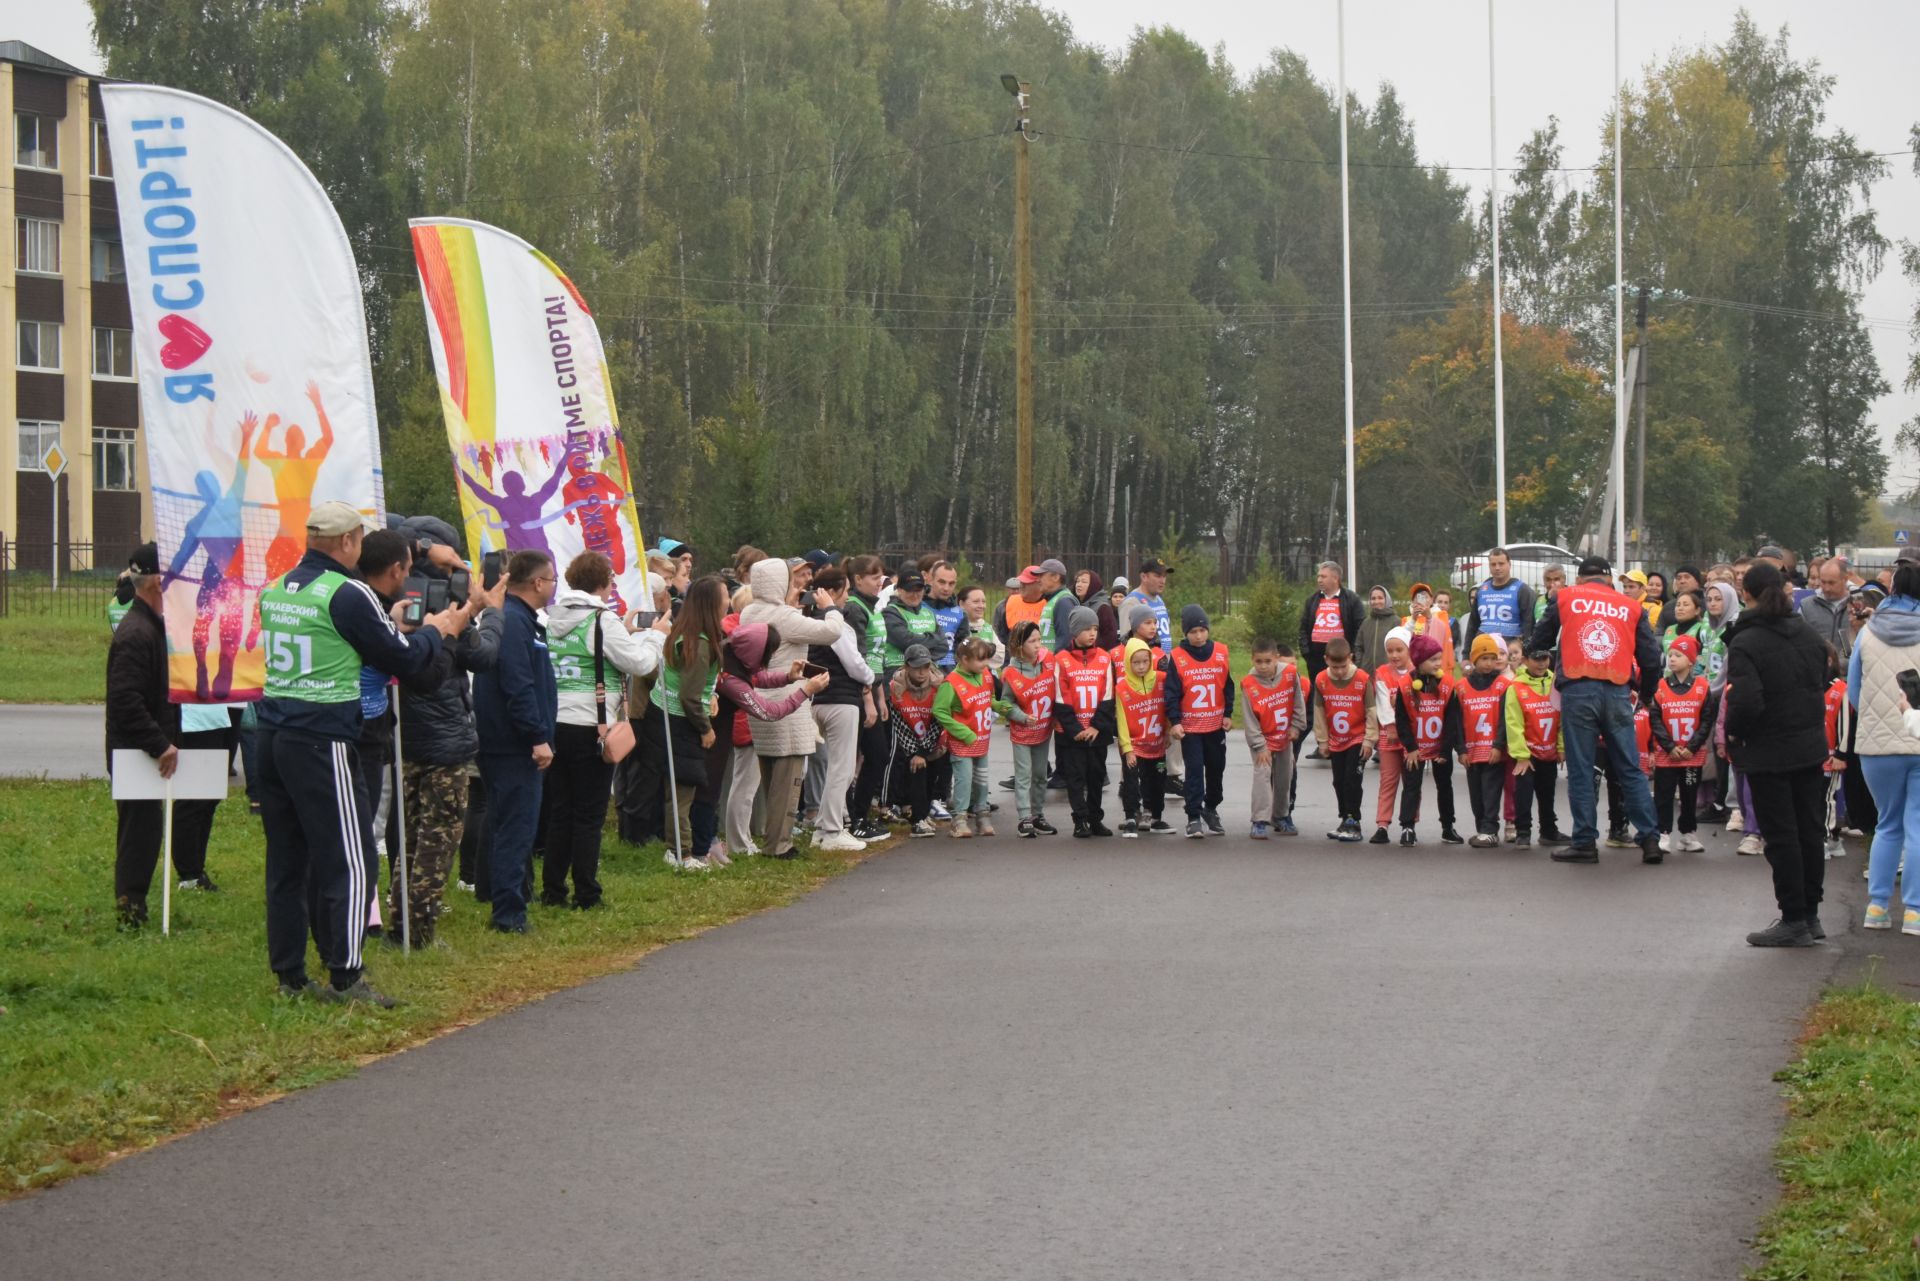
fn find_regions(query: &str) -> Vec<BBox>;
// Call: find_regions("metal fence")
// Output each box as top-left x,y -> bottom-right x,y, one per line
0,537 -> 118,619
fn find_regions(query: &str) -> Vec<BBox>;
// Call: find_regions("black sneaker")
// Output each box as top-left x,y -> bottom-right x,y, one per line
1148,818 -> 1174,835
1118,819 -> 1140,839
1185,820 -> 1205,840
1202,810 -> 1225,836
1088,821 -> 1114,837
1551,844 -> 1599,864
1746,918 -> 1816,948
1072,821 -> 1092,838
1045,774 -> 1068,790
317,978 -> 402,1008
1639,832 -> 1664,865
539,890 -> 570,908
1032,816 -> 1059,836
1369,827 -> 1390,844
1440,828 -> 1465,845
1605,827 -> 1634,849
179,873 -> 220,892
1017,819 -> 1037,840
1513,833 -> 1532,848
1399,828 -> 1417,846
1806,912 -> 1826,941
999,777 -> 1017,792
1540,828 -> 1569,845
276,977 -> 319,999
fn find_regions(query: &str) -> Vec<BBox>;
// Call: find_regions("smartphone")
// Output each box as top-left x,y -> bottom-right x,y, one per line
425,579 -> 450,614
400,575 -> 428,626
1898,668 -> 1920,708
482,550 -> 505,591
630,610 -> 658,631
800,661 -> 829,680
447,568 -> 470,605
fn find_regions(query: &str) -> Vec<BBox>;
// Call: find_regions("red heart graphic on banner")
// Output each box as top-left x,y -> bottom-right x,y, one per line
157,314 -> 212,370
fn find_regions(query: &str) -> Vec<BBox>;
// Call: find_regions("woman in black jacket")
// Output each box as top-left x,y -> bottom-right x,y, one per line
1724,562 -> 1832,946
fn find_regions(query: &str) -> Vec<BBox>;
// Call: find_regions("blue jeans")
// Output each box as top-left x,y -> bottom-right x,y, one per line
1559,680 -> 1656,845
479,752 -> 541,930
1859,754 -> 1920,910
950,753 -> 991,815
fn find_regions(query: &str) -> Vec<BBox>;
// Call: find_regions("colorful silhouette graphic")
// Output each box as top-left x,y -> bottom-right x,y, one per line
459,457 -> 566,559
164,412 -> 257,701
256,381 -> 336,582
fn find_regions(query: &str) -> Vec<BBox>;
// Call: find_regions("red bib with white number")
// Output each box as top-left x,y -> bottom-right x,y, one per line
1311,595 -> 1344,643
1172,644 -> 1231,733
1456,677 -> 1509,764
1654,676 -> 1709,768
998,665 -> 1054,748
942,671 -> 995,758
1117,672 -> 1169,759
1511,682 -> 1561,762
1635,706 -> 1653,775
1403,677 -> 1455,762
1054,647 -> 1112,732
892,682 -> 936,741
1314,668 -> 1371,752
1243,666 -> 1301,751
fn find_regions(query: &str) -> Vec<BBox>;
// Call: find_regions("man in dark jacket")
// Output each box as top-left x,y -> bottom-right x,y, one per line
1297,561 -> 1364,755
105,542 -> 179,927
472,550 -> 559,933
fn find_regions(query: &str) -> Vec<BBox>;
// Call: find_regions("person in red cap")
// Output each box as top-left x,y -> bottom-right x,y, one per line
1390,631 -> 1463,845
1647,633 -> 1717,853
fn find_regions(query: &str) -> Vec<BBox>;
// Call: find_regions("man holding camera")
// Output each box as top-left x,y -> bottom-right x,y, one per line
258,501 -> 470,1006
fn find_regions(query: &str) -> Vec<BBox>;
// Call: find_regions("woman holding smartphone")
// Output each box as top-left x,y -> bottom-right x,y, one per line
1846,556 -> 1920,938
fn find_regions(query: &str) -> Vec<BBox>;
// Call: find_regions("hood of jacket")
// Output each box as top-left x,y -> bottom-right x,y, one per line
1706,581 -> 1741,630
748,556 -> 791,608
1078,569 -> 1105,603
1868,594 -> 1920,648
546,587 -> 608,642
1120,637 -> 1159,693
1366,586 -> 1397,618
726,621 -> 773,671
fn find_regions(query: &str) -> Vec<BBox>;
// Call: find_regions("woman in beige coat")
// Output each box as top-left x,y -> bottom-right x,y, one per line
740,556 -> 844,854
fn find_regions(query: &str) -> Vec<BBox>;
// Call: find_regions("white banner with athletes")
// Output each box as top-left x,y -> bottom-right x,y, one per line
101,84 -> 384,702
410,217 -> 646,613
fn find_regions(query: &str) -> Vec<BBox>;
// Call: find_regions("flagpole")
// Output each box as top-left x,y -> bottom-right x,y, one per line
1337,0 -> 1358,587
1612,0 -> 1628,565
1488,0 -> 1507,547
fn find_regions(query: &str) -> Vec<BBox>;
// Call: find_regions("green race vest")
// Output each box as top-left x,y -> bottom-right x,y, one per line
1037,589 -> 1072,649
549,611 -> 604,694
883,602 -> 940,670
260,569 -> 362,704
651,634 -> 720,716
855,600 -> 887,671
107,599 -> 131,631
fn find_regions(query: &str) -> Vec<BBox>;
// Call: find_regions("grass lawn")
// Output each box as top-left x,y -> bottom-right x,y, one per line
1754,983 -> 1920,1280
0,610 -> 111,704
0,777 -> 874,1196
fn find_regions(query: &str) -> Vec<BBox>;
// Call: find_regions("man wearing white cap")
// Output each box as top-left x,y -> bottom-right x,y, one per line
256,500 -> 470,1007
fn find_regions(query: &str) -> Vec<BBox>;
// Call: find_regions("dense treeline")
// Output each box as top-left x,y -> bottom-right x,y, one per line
88,0 -> 1898,567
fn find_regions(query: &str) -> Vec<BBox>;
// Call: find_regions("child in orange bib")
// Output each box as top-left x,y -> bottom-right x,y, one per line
1243,638 -> 1307,838
1311,637 -> 1374,840
1166,603 -> 1234,838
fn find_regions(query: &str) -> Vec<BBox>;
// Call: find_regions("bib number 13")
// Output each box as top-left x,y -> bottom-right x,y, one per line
268,632 -> 313,675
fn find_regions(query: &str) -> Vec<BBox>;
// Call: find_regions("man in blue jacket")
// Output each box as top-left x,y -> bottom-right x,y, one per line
472,549 -> 559,933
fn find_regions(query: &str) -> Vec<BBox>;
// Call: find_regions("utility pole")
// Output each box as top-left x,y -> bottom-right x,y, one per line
1003,74 -> 1035,570
1630,284 -> 1649,566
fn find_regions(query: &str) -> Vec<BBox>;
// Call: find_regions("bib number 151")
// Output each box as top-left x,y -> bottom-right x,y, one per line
268,632 -> 313,675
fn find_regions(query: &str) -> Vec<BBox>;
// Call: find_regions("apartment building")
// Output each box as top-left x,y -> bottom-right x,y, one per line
4,39 -> 147,573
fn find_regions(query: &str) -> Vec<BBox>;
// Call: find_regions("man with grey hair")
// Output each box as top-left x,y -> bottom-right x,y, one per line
1296,560 -> 1363,756
105,541 -> 179,928
1800,556 -> 1854,657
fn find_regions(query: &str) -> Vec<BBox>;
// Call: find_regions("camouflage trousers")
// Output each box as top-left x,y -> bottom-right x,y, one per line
391,762 -> 466,942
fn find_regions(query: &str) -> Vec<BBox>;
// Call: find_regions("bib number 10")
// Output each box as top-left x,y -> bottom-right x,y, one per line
268,632 -> 313,675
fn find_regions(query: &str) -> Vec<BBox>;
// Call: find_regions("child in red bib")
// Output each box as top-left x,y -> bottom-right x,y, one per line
1392,633 -> 1463,845
1052,607 -> 1117,837
932,638 -> 1012,837
1501,644 -> 1566,845
1116,637 -> 1171,835
1166,603 -> 1234,838
1311,637 -> 1374,840
1457,634 -> 1512,847
1370,629 -> 1415,842
998,621 -> 1060,838
1647,635 -> 1717,853
1243,638 -> 1307,837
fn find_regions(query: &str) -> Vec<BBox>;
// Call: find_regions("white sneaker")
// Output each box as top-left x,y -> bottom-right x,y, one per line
709,847 -> 734,868
663,851 -> 682,869
1658,833 -> 1672,853
737,842 -> 760,858
1679,835 -> 1706,853
1737,833 -> 1765,856
1726,810 -> 1745,833
816,830 -> 867,853
680,856 -> 710,872
457,880 -> 476,893
1823,839 -> 1845,861
1842,827 -> 1865,838
930,800 -> 953,821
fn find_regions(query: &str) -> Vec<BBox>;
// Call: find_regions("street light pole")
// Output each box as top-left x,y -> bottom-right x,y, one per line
1004,74 -> 1035,571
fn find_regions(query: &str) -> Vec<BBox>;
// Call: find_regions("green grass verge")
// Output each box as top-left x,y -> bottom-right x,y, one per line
0,777 -> 872,1196
0,611 -> 111,704
1754,982 -> 1920,1280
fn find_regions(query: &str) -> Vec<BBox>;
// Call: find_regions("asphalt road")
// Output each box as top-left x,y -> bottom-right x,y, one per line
0,704 -> 108,779
0,743 -> 1854,1280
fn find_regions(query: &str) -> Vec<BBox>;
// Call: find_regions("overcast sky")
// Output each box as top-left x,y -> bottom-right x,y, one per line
16,0 -> 1919,491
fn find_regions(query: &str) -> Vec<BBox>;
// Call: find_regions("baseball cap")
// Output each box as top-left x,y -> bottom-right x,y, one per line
1016,565 -> 1043,584
1038,558 -> 1068,577
1755,544 -> 1787,562
1140,557 -> 1171,576
1620,569 -> 1649,586
128,541 -> 160,575
802,549 -> 834,570
307,500 -> 368,536
896,572 -> 926,592
1577,555 -> 1612,578
903,644 -> 933,668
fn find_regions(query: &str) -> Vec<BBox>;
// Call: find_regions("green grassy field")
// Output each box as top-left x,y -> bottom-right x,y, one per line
0,610 -> 111,704
0,777 -> 876,1196
1754,983 -> 1920,1280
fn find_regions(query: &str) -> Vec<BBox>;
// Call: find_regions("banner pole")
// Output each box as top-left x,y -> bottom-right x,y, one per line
392,691 -> 411,954
161,776 -> 173,937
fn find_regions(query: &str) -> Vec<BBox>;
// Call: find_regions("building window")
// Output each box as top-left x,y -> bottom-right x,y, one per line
91,237 -> 126,283
93,427 -> 137,491
16,217 -> 61,275
90,118 -> 112,179
93,326 -> 134,380
15,113 -> 59,170
18,420 -> 62,471
17,320 -> 62,371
